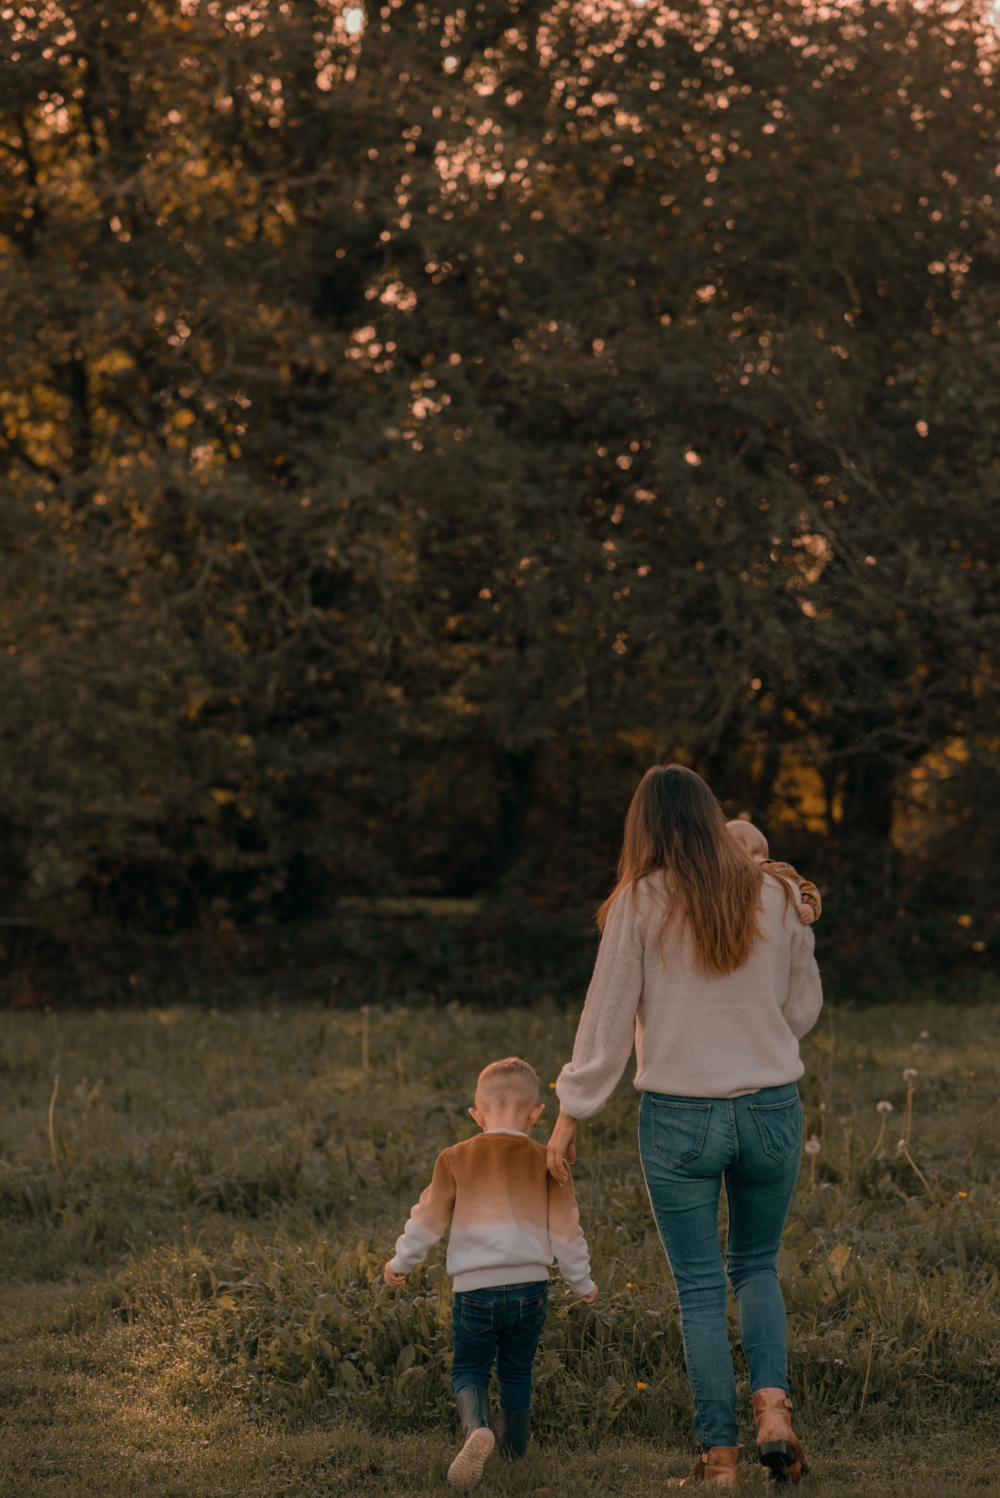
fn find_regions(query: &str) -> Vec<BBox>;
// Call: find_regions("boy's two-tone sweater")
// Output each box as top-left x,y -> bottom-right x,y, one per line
388,1129 -> 596,1295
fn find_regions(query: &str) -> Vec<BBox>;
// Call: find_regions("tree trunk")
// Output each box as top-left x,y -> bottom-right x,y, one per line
834,754 -> 897,844
490,748 -> 537,886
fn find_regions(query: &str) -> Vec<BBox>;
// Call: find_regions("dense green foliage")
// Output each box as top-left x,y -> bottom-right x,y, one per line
3,999 -> 1000,1494
1,0 -> 998,966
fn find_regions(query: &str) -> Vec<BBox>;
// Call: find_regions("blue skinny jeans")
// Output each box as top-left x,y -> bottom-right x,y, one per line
450,1281 -> 549,1413
638,1082 -> 802,1448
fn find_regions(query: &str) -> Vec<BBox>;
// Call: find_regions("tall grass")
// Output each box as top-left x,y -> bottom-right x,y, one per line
3,999 -> 1000,1451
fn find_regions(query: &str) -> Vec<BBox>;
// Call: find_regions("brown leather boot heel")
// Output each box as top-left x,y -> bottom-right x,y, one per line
752,1388 -> 809,1483
669,1445 -> 742,1487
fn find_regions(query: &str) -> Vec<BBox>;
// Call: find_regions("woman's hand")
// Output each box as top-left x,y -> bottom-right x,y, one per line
546,1108 -> 578,1185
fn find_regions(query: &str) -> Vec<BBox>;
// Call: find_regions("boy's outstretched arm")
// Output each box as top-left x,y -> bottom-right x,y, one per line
547,1166 -> 597,1301
383,1150 -> 456,1287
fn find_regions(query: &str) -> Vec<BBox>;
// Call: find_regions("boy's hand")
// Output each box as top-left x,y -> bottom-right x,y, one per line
383,1263 -> 407,1288
797,903 -> 816,925
581,1285 -> 599,1304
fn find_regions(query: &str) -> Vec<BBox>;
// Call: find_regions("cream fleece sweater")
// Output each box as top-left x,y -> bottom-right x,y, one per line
556,873 -> 823,1117
389,1129 -> 596,1295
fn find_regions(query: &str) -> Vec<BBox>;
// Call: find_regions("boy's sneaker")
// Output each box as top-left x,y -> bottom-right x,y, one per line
447,1426 -> 496,1490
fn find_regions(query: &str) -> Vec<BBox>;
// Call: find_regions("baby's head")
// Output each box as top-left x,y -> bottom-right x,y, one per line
726,818 -> 769,862
470,1056 -> 544,1134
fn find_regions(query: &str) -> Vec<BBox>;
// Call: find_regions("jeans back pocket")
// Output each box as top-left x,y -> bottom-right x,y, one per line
748,1096 -> 802,1165
517,1291 -> 548,1330
460,1296 -> 496,1334
649,1097 -> 712,1169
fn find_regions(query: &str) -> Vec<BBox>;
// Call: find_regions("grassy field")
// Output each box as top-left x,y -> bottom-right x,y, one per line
2,994 -> 1000,1496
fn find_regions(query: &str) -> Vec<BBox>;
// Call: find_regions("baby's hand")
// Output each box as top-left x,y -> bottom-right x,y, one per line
581,1285 -> 599,1304
383,1263 -> 407,1288
797,903 -> 816,925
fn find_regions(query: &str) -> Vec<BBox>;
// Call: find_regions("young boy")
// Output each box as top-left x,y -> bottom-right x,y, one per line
383,1057 -> 597,1491
726,818 -> 822,925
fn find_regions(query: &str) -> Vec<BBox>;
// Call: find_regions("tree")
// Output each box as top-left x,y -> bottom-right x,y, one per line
0,0 -> 997,954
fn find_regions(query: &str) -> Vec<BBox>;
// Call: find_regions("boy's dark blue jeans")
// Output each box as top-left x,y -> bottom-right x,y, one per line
451,1281 -> 549,1413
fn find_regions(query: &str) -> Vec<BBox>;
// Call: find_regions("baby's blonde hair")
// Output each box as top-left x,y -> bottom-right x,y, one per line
476,1057 -> 540,1109
726,818 -> 768,859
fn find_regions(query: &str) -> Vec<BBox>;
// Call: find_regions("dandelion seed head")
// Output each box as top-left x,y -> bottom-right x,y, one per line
876,1101 -> 893,1113
804,1137 -> 821,1155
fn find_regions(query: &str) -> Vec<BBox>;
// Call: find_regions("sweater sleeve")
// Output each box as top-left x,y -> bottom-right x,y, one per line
388,1149 -> 457,1275
782,916 -> 823,1040
555,887 -> 646,1121
547,1166 -> 596,1297
765,859 -> 822,922
795,876 -> 822,921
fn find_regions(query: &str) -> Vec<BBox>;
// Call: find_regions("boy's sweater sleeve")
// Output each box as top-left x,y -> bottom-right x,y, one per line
547,1167 -> 596,1297
556,888 -> 645,1120
782,917 -> 823,1040
388,1150 -> 457,1276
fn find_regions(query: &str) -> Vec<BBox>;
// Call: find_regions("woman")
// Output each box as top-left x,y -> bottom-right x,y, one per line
547,765 -> 822,1488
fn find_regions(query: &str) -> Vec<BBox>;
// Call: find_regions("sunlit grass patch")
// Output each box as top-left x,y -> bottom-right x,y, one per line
3,998 -> 1000,1492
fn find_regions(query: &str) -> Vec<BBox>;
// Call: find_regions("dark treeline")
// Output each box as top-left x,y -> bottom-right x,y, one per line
0,0 -> 998,996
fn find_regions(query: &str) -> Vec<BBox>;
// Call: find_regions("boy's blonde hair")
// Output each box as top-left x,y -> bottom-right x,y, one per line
476,1056 -> 540,1108
726,818 -> 769,859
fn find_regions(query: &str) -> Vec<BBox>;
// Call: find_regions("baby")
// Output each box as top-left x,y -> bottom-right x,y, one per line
384,1057 -> 597,1491
726,819 -> 822,926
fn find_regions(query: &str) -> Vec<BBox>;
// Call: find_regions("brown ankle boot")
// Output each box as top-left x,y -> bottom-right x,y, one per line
752,1389 -> 809,1483
670,1446 -> 742,1487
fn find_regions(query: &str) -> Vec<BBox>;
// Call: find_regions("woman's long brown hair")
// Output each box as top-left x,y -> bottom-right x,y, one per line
597,764 -> 763,976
